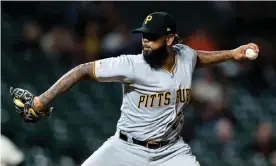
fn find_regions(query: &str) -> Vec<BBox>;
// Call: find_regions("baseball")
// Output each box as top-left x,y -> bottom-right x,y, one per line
245,48 -> 258,60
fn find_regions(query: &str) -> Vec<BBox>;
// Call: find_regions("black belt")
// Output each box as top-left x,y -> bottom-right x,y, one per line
119,131 -> 178,149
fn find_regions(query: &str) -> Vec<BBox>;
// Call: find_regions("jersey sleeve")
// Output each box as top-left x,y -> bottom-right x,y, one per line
92,55 -> 134,83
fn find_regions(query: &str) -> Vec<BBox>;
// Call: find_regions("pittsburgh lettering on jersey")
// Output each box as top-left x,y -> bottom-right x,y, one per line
138,88 -> 191,108
176,88 -> 191,104
138,92 -> 170,108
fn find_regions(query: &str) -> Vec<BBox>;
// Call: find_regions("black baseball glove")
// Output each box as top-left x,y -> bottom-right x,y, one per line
10,87 -> 53,123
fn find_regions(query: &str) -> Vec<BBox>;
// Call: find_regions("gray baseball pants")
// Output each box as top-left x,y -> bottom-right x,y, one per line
81,130 -> 199,166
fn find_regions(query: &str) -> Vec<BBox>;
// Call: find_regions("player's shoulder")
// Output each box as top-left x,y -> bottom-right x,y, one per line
173,44 -> 197,59
120,53 -> 145,64
101,53 -> 143,64
173,44 -> 196,54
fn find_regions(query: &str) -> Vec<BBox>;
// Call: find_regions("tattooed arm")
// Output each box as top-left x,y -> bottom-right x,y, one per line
194,43 -> 260,68
33,54 -> 135,111
33,62 -> 96,111
195,50 -> 235,68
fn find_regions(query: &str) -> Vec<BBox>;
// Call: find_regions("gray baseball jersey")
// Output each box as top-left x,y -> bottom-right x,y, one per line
92,44 -> 197,141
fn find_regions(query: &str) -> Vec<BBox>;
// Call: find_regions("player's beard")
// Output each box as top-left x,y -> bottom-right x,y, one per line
143,43 -> 169,70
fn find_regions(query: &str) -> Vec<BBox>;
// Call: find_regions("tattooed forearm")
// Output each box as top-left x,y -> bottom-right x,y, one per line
35,62 -> 95,110
196,50 -> 234,67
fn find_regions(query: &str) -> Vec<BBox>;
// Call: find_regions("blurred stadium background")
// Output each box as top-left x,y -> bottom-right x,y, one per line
1,1 -> 276,166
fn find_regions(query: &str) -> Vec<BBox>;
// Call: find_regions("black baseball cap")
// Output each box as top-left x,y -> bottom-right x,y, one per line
132,12 -> 176,36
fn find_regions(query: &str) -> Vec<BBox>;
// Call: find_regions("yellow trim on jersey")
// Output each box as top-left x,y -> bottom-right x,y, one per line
170,55 -> 177,73
162,55 -> 177,74
92,61 -> 98,81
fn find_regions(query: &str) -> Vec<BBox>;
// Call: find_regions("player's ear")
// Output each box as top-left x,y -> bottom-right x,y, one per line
166,34 -> 175,46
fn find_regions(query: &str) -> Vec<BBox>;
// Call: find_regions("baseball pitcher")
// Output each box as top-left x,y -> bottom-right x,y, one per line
10,12 -> 259,166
